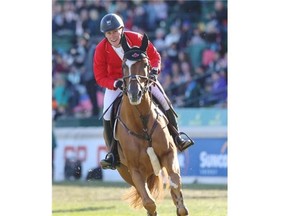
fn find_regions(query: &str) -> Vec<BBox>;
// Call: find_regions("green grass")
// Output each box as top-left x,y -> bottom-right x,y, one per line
52,181 -> 227,216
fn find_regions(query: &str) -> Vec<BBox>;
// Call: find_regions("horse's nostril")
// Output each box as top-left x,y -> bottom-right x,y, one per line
137,91 -> 142,98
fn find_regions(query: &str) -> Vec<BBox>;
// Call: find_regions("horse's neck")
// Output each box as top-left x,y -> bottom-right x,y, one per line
123,93 -> 151,114
121,93 -> 153,127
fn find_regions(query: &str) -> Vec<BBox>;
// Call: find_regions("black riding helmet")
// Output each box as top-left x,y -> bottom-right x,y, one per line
100,13 -> 124,33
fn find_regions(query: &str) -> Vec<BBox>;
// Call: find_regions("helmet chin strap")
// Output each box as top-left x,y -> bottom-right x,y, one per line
118,27 -> 124,46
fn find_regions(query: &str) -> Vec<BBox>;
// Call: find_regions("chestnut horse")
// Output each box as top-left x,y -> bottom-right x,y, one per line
113,33 -> 189,216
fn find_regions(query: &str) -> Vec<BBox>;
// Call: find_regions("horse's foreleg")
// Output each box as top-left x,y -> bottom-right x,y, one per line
130,169 -> 157,215
170,189 -> 189,216
116,164 -> 134,186
161,150 -> 189,216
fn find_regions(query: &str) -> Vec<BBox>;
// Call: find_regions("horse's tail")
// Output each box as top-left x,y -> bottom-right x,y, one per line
122,168 -> 169,209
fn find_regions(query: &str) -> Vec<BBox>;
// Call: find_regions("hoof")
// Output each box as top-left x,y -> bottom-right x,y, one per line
177,206 -> 189,216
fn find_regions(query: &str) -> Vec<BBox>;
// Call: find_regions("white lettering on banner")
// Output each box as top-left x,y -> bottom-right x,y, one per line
200,151 -> 227,168
199,169 -> 218,175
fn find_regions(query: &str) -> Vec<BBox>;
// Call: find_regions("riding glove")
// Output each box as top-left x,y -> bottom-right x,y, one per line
114,79 -> 123,90
149,68 -> 159,82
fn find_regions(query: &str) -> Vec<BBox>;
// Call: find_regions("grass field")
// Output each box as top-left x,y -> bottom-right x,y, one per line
52,181 -> 227,216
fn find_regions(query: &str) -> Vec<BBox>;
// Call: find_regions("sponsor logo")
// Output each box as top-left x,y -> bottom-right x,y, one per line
132,52 -> 139,58
200,151 -> 227,168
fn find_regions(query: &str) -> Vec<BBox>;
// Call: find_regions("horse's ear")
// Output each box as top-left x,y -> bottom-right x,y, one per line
121,34 -> 130,52
140,33 -> 149,52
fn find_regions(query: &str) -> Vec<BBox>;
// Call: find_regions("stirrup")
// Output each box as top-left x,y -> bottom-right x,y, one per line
175,132 -> 194,152
100,152 -> 120,170
100,153 -> 118,170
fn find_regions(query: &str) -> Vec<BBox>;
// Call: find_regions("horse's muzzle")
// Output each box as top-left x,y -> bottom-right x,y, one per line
128,90 -> 142,105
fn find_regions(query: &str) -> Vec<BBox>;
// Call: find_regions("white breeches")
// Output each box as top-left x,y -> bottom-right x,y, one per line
150,81 -> 170,111
103,88 -> 122,121
103,81 -> 170,121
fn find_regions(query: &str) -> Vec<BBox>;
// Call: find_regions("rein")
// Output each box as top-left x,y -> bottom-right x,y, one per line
116,33 -> 165,146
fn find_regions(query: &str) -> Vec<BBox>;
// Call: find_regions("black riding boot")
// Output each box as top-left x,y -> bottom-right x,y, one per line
100,120 -> 119,170
166,109 -> 194,152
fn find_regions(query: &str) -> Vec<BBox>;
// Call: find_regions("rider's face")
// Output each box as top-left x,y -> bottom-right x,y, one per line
105,27 -> 123,48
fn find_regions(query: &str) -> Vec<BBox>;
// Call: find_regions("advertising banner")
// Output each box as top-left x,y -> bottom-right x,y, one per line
179,137 -> 227,184
53,128 -> 106,181
53,127 -> 227,184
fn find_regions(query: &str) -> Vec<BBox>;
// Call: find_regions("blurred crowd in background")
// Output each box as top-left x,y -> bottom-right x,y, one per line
52,0 -> 227,119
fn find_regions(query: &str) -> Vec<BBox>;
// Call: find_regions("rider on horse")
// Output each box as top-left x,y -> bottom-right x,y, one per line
93,13 -> 194,170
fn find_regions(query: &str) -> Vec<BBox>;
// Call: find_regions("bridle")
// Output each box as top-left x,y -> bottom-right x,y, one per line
121,60 -> 151,96
120,34 -> 154,105
115,33 -> 162,145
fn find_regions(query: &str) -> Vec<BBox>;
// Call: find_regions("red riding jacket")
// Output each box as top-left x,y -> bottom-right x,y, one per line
93,31 -> 161,90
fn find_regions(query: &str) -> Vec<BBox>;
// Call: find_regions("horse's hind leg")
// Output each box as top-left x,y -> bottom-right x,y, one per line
130,169 -> 157,216
161,151 -> 189,216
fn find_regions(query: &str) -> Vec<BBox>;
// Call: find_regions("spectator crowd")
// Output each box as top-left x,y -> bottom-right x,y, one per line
52,0 -> 227,119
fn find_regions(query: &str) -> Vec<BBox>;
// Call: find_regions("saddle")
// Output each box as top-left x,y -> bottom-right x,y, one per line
111,94 -> 123,135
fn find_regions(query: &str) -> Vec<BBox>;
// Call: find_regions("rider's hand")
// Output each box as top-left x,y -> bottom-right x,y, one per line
114,79 -> 123,90
149,68 -> 159,82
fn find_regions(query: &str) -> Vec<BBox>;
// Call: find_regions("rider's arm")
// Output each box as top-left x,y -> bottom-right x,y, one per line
93,40 -> 122,90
